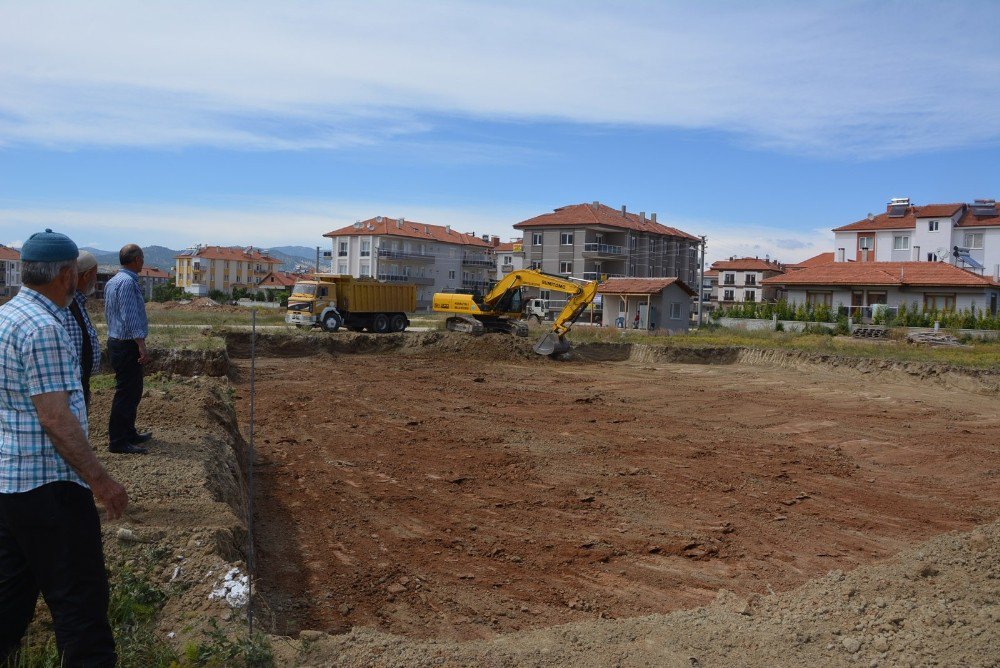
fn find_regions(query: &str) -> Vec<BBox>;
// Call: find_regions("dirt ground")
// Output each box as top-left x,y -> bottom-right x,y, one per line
233,342 -> 1000,645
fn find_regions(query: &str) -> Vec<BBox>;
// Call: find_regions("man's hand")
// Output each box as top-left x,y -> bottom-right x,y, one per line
91,473 -> 129,520
136,339 -> 150,365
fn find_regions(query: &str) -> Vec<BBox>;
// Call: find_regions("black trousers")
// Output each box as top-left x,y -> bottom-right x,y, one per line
0,481 -> 116,667
107,339 -> 143,450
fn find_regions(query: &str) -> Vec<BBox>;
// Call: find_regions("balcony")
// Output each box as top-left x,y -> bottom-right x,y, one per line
582,272 -> 625,282
462,254 -> 496,268
500,264 -> 515,273
377,273 -> 434,285
461,279 -> 492,292
377,248 -> 435,263
582,243 -> 626,258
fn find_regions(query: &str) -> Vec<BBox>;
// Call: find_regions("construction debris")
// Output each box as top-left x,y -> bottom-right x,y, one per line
906,332 -> 969,347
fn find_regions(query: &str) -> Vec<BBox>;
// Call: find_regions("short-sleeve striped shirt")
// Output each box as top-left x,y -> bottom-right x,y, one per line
104,269 -> 148,340
0,287 -> 88,493
62,291 -> 102,374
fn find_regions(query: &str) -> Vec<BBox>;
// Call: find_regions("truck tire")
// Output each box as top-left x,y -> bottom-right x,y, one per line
390,314 -> 407,332
323,313 -> 342,332
372,313 -> 390,333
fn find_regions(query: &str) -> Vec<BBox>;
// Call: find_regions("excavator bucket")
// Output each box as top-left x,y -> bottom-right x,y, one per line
533,332 -> 570,356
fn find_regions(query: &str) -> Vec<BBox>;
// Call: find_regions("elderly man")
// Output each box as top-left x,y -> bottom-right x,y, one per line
62,251 -> 102,409
0,229 -> 127,667
104,244 -> 151,455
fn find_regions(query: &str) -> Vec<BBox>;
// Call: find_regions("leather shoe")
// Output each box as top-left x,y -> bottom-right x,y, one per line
130,431 -> 153,445
110,444 -> 148,455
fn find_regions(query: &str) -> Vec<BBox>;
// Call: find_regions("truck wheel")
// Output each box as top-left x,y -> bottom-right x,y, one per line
372,313 -> 390,333
390,314 -> 407,332
323,313 -> 342,332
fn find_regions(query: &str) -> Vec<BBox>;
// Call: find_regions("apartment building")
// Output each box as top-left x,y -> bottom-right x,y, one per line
710,257 -> 786,304
832,198 -> 1000,275
0,244 -> 21,299
323,216 -> 495,309
174,245 -> 282,296
494,239 -> 525,281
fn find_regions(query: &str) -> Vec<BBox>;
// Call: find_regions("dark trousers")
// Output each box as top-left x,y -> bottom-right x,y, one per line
0,481 -> 116,667
107,339 -> 143,450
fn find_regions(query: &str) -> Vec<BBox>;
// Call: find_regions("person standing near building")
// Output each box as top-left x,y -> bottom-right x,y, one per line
62,251 -> 102,409
104,244 -> 152,455
0,229 -> 127,666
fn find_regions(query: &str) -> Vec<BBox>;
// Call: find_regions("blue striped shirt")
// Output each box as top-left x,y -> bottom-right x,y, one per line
0,288 -> 88,493
104,269 -> 148,339
62,291 -> 102,374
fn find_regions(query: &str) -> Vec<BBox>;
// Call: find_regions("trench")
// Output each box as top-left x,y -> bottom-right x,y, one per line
223,331 -> 1000,640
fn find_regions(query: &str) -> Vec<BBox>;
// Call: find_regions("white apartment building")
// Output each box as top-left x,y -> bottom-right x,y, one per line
833,198 -> 1000,278
174,245 -> 282,296
493,239 -> 525,282
710,257 -> 787,304
0,245 -> 21,299
323,216 -> 495,310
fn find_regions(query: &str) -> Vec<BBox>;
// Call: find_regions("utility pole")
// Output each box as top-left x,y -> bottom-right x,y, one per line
315,246 -> 321,273
697,235 -> 707,328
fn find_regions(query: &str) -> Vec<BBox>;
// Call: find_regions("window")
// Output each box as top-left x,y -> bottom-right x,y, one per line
806,291 -> 833,307
723,273 -> 736,285
669,302 -> 681,319
529,260 -> 541,270
448,270 -> 456,279
858,236 -> 874,250
723,289 -> 735,301
965,233 -> 984,249
924,294 -> 955,311
927,252 -> 938,262
744,290 -> 756,302
532,232 -> 543,246
928,220 -> 939,232
539,290 -> 551,301
629,236 -> 637,249
745,273 -> 757,285
338,241 -> 348,257
559,261 -> 573,274
560,232 -> 574,246
337,262 -> 348,274
360,241 -> 371,257
359,263 -> 370,277
893,235 -> 910,250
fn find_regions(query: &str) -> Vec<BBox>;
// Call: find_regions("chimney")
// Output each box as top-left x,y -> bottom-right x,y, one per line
396,219 -> 403,229
640,211 -> 646,222
651,212 -> 657,223
994,264 -> 1000,281
423,225 -> 429,234
592,200 -> 599,208
445,225 -> 451,234
491,235 -> 500,247
621,205 -> 627,217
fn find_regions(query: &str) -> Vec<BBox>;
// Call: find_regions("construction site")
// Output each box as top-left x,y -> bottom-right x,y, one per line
77,326 -> 992,667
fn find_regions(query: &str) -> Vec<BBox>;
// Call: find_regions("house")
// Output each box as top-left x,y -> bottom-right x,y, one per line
323,216 -> 495,310
832,198 -> 1000,273
597,277 -> 697,333
710,257 -> 786,304
702,269 -> 718,308
762,261 -> 1000,318
258,270 -> 304,291
494,239 -> 525,281
0,244 -> 21,299
786,252 -> 835,271
174,245 -> 282,296
138,266 -> 170,300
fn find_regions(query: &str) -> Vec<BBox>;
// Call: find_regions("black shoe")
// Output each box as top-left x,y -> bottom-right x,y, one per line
110,444 -> 148,455
129,431 -> 153,445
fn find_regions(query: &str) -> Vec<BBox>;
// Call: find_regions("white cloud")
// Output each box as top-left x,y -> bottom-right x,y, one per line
0,1 -> 997,157
671,217 -> 833,267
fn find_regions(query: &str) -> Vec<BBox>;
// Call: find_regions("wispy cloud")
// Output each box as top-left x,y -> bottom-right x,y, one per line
1,1 -> 997,158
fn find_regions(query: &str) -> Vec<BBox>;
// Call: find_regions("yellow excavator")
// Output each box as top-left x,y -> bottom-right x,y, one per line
432,269 -> 599,356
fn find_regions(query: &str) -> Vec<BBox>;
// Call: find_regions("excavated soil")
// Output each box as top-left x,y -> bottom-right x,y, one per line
232,335 -> 1000,648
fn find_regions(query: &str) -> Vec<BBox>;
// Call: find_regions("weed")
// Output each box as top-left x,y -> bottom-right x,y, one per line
184,619 -> 273,667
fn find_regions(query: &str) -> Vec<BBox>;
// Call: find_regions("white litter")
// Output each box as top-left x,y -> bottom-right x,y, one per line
167,632 -> 176,639
209,567 -> 249,607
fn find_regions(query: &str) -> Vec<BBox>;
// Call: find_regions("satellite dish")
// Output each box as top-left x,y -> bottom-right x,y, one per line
375,216 -> 383,223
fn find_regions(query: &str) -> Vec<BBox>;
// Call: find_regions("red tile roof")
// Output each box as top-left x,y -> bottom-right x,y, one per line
324,216 -> 490,247
763,262 -> 999,288
786,252 -> 835,270
956,205 -> 1000,229
0,245 -> 19,261
139,267 -> 170,279
495,239 -> 522,252
175,246 -> 281,263
710,257 -> 786,272
597,277 -> 697,296
513,202 -> 699,240
258,270 -> 302,288
834,203 -> 967,232
703,269 -> 718,277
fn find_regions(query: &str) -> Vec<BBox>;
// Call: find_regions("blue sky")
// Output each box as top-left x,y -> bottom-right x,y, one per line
1,1 -> 998,264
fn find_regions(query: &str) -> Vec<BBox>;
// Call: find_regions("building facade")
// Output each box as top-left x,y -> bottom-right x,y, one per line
710,257 -> 786,304
323,216 -> 495,310
174,246 -> 282,296
832,198 -> 1000,275
138,267 -> 170,300
0,245 -> 21,299
493,239 -> 525,282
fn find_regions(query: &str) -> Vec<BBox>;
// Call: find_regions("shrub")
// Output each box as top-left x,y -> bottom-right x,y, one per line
152,281 -> 186,303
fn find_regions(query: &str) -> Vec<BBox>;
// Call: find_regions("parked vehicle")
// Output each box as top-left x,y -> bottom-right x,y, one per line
285,274 -> 416,333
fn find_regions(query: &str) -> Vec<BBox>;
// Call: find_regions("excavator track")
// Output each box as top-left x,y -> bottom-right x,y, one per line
446,315 -> 485,336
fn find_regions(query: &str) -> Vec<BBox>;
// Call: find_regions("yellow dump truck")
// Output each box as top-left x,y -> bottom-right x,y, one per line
285,274 -> 416,333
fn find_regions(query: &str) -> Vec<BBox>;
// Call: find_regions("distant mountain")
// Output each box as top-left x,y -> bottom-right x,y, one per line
81,244 -> 315,273
267,245 -> 317,260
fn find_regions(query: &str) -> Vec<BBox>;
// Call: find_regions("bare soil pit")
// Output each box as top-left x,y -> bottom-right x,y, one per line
233,341 -> 999,642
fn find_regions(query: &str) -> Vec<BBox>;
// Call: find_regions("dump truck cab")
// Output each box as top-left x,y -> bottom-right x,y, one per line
285,279 -> 340,329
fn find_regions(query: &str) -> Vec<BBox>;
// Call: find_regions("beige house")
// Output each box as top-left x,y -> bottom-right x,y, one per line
174,245 -> 281,296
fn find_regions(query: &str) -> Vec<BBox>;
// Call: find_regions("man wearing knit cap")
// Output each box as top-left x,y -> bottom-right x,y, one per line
0,229 -> 126,666
62,251 -> 102,409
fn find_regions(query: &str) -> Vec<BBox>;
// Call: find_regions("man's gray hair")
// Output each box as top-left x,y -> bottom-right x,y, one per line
22,259 -> 77,287
120,244 -> 143,266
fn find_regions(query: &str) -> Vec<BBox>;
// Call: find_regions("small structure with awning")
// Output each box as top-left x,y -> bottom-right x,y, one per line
597,277 -> 696,332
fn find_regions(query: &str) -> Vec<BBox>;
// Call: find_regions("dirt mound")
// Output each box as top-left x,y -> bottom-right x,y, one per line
282,520 -> 999,666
